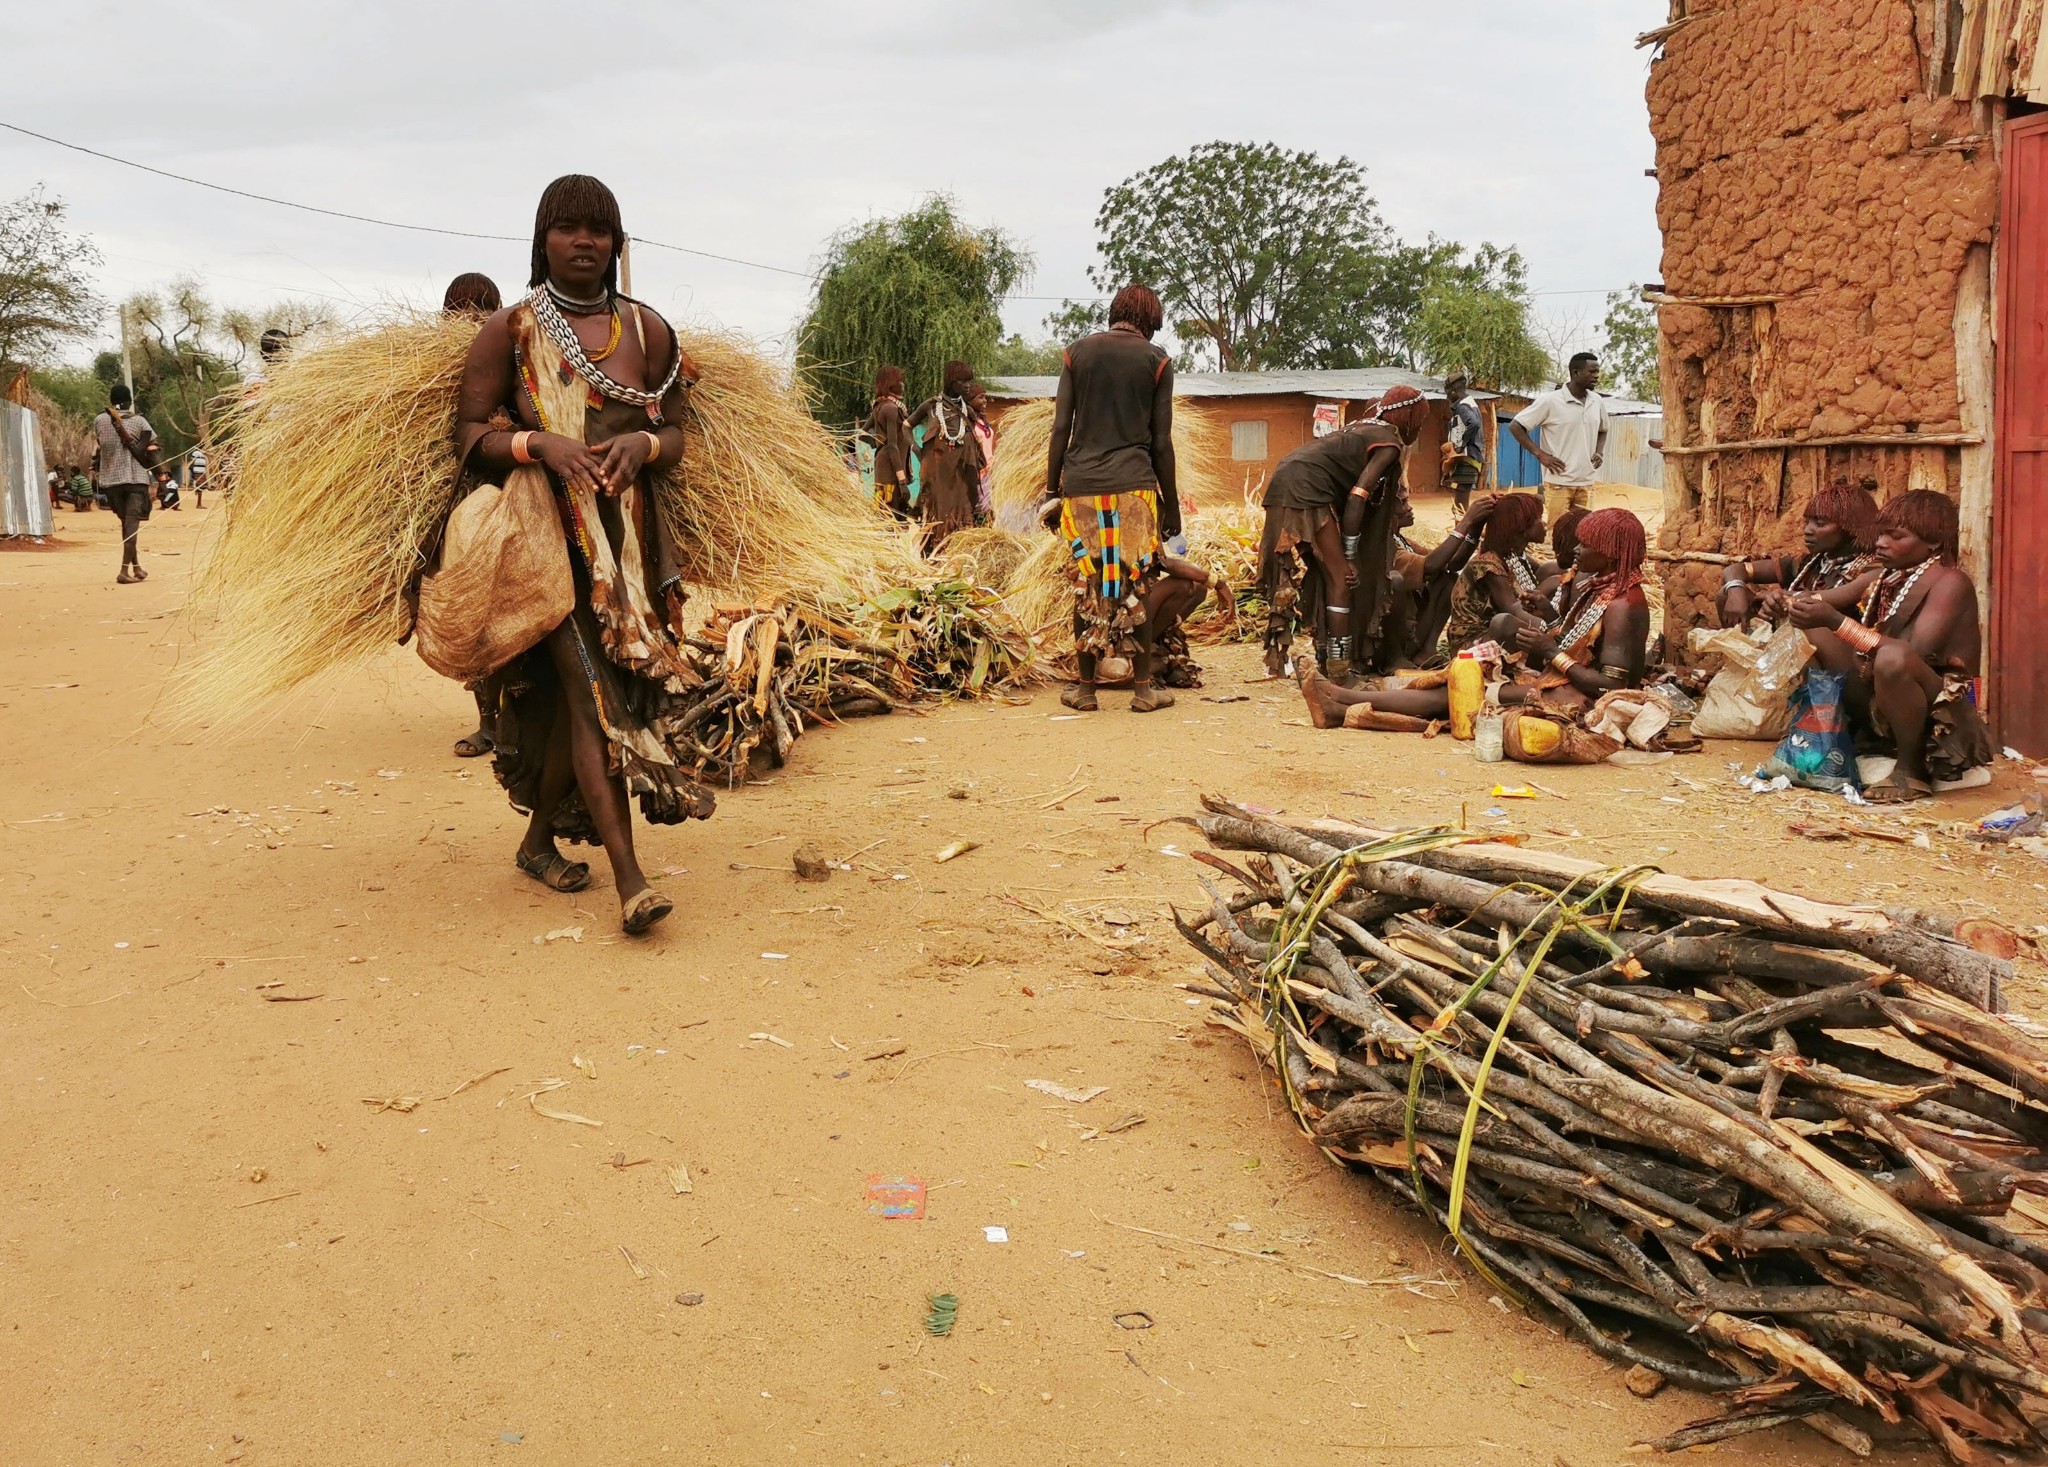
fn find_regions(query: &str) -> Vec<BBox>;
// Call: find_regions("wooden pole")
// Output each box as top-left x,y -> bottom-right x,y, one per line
1660,433 -> 1982,456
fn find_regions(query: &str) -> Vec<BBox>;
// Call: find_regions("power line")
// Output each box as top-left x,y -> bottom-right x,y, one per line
0,119 -> 811,279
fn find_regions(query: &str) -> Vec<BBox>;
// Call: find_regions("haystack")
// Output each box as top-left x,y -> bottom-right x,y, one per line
172,312 -> 1036,725
985,397 -> 1232,522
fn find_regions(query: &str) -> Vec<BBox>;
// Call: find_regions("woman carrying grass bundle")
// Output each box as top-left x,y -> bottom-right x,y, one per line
1044,283 -> 1182,713
443,271 -> 507,764
451,174 -> 715,936
906,360 -> 984,548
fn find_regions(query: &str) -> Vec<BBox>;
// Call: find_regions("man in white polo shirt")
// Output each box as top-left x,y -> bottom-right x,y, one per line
1510,351 -> 1607,525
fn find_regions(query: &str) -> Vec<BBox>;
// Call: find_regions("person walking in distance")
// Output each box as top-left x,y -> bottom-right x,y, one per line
93,384 -> 160,583
1510,352 -> 1606,525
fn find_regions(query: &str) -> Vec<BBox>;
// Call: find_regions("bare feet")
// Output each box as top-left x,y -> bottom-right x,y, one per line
1130,684 -> 1175,713
1295,660 -> 1340,730
1060,683 -> 1099,712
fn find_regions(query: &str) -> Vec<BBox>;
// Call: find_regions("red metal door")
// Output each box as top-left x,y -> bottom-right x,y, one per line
1995,114 -> 2048,755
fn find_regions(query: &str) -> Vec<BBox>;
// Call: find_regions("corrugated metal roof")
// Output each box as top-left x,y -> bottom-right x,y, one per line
982,368 -> 1516,403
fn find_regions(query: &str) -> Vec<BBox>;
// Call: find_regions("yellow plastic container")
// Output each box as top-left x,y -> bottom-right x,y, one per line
1447,655 -> 1484,741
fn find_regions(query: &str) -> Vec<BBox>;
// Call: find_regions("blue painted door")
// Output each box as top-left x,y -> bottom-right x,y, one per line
1496,420 -> 1542,488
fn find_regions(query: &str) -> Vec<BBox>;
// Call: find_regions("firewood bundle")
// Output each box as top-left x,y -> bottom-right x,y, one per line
1175,797 -> 2046,1460
677,601 -> 903,785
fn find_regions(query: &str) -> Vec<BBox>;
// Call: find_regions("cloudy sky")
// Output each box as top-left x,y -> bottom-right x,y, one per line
4,0 -> 1663,364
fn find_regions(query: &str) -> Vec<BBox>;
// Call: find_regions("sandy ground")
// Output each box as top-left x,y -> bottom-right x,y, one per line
6,500 -> 2045,1467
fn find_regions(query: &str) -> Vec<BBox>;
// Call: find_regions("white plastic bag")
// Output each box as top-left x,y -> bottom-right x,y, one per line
1689,621 -> 1813,741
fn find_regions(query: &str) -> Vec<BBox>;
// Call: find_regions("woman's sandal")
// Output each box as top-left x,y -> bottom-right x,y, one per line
516,847 -> 591,892
1863,771 -> 1933,805
1060,683 -> 1099,712
622,888 -> 674,935
1130,685 -> 1176,713
454,731 -> 494,758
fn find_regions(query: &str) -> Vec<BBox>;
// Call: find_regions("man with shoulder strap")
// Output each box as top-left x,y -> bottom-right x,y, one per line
93,383 -> 159,584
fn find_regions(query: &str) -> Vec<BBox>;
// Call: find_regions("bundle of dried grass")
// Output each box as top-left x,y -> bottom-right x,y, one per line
933,524 -> 1031,593
985,397 -> 1234,520
1180,498 -> 1264,644
173,313 -> 943,724
178,315 -> 473,722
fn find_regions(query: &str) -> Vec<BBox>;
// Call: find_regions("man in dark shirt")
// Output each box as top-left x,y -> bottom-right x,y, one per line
1044,284 -> 1181,713
1258,385 -> 1426,679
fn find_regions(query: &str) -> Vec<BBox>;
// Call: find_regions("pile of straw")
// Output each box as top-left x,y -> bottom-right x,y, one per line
984,397 -> 1233,522
179,314 -> 474,721
174,312 -> 1030,724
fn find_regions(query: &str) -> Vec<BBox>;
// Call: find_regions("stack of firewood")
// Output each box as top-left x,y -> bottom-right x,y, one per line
1175,797 -> 2045,1460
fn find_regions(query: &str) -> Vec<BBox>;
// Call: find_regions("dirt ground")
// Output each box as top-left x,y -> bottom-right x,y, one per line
6,499 -> 2045,1466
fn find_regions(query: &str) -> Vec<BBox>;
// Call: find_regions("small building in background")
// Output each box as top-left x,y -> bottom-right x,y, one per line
984,369 -> 1663,505
984,370 -> 1528,503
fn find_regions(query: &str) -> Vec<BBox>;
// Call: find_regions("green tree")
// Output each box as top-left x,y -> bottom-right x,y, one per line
1601,286 -> 1660,402
1083,141 -> 1437,371
119,282 -> 323,462
0,187 -> 102,369
797,196 -> 1031,427
1409,244 -> 1552,391
982,334 -> 1065,378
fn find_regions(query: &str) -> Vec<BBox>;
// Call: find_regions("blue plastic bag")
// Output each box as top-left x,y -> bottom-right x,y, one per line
1760,669 -> 1860,793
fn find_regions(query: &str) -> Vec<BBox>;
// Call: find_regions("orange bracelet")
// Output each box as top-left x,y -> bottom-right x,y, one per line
511,431 -> 536,464
643,430 -> 662,465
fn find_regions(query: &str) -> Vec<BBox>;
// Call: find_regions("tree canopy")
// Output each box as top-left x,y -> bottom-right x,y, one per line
1601,287 -> 1660,402
1070,141 -> 1546,379
1409,244 -> 1553,391
0,187 -> 102,370
797,196 -> 1030,427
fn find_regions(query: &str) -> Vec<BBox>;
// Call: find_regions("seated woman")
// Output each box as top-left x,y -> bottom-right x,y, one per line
1528,504 -> 1588,621
1433,492 -> 1545,661
1102,549 -> 1235,688
1376,491 -> 1487,669
1719,480 -> 1879,626
1788,489 -> 1989,804
1299,507 -> 1651,727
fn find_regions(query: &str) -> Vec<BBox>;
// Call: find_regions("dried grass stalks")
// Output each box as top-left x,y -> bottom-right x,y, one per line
177,315 -> 473,723
173,313 -> 950,725
984,397 -> 1233,519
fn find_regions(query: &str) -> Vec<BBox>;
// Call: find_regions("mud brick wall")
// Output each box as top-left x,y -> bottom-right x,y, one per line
1647,0 -> 1998,644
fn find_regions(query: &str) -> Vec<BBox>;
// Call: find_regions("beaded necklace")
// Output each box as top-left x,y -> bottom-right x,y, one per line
1554,579 -> 1617,656
544,279 -> 610,313
528,287 -> 681,409
1787,547 -> 1866,595
1859,558 -> 1933,631
1505,551 -> 1541,596
929,394 -> 970,446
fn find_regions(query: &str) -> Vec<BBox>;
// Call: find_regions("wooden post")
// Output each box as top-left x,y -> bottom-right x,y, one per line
1956,242 -> 1995,635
